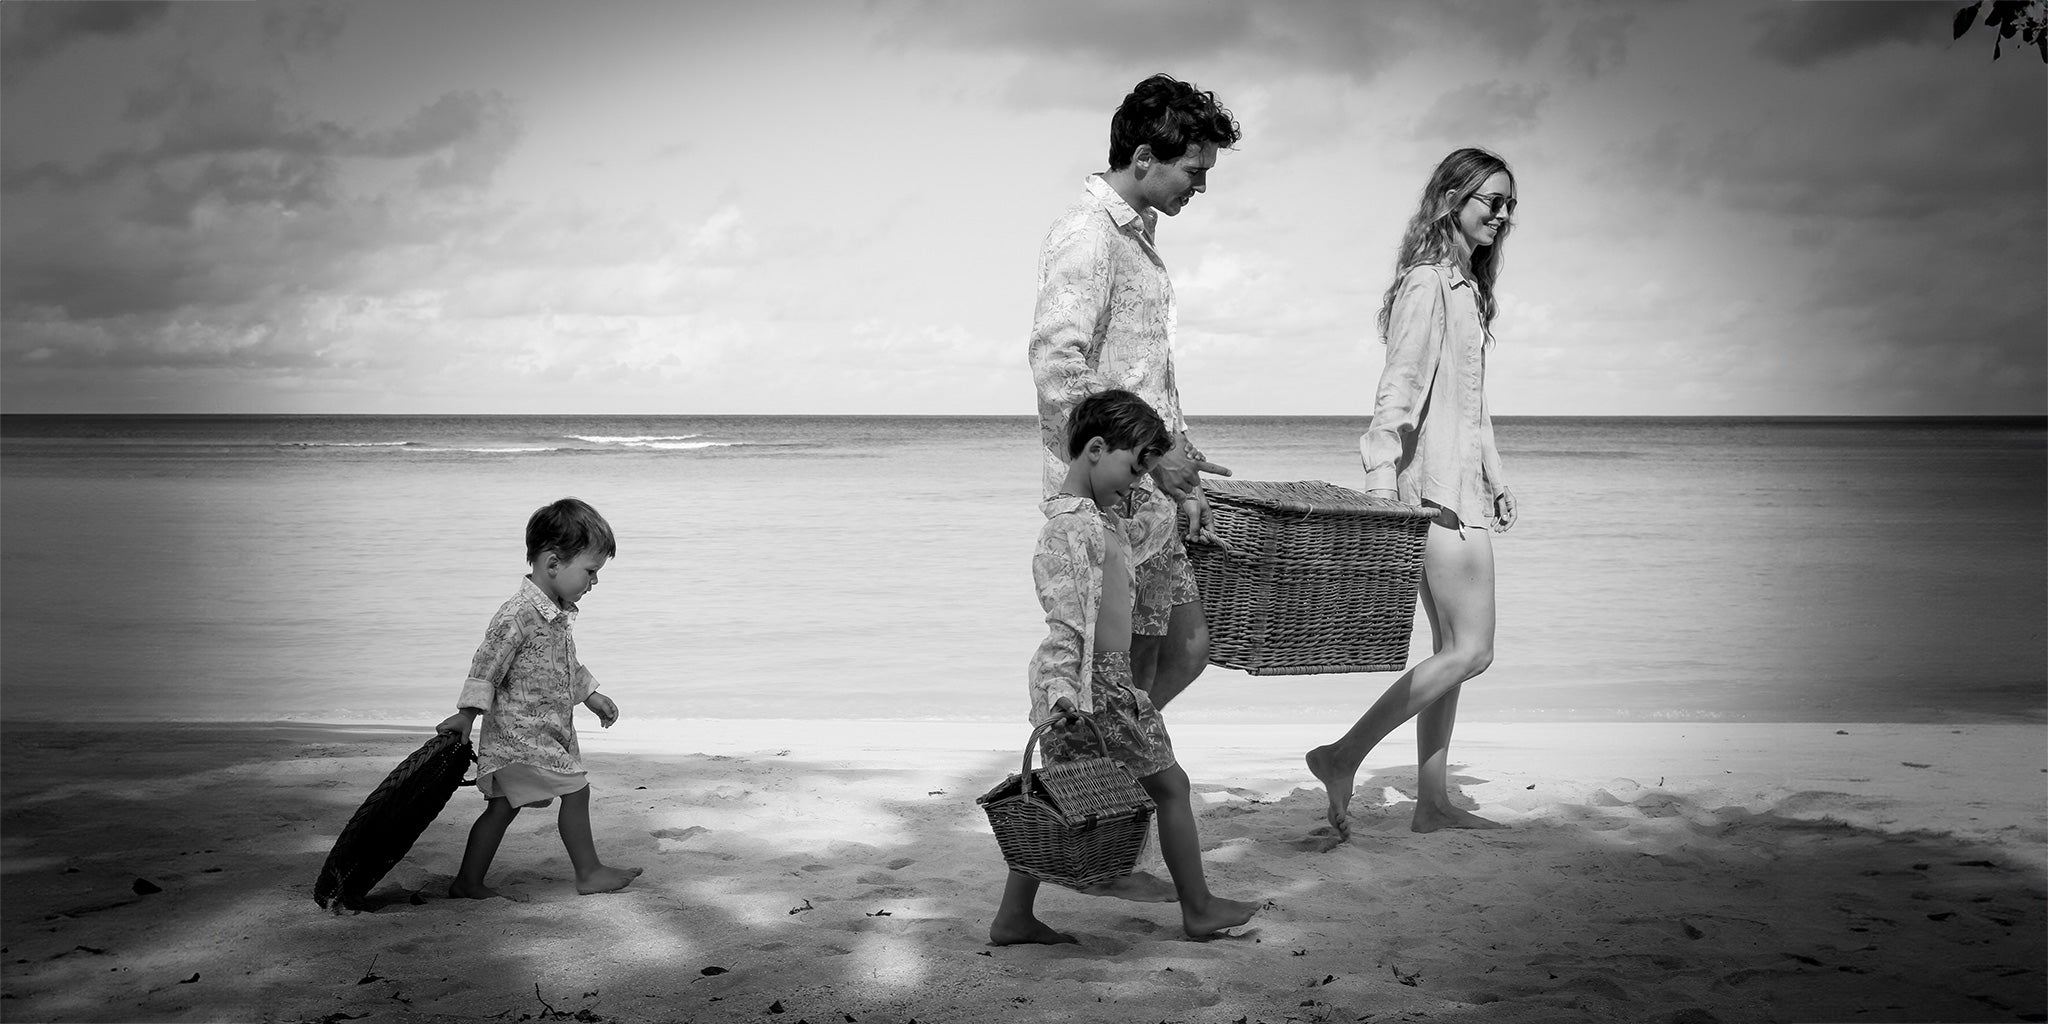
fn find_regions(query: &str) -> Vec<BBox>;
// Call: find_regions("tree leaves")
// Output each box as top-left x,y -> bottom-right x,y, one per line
1954,0 -> 2048,61
1956,1 -> 1983,38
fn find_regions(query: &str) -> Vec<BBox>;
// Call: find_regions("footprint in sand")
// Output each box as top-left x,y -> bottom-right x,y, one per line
1289,832 -> 1348,854
652,825 -> 710,853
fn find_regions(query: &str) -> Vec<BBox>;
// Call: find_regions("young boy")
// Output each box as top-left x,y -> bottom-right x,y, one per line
437,497 -> 642,898
991,389 -> 1260,944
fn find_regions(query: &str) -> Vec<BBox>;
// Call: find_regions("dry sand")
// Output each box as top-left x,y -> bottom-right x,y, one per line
1,719 -> 2042,1024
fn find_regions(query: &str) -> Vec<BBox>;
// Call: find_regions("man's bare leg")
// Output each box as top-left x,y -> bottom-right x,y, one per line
1142,600 -> 1209,711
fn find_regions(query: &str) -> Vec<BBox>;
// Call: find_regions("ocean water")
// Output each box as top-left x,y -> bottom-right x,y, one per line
1,415 -> 2042,725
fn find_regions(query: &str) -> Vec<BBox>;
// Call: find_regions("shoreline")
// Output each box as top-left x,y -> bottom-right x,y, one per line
3,719 -> 2042,1022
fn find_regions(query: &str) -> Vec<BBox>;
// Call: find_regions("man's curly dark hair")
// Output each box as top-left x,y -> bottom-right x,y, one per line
1107,73 -> 1241,171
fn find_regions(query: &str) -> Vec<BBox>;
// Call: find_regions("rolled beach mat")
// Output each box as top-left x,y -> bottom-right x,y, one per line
312,731 -> 475,912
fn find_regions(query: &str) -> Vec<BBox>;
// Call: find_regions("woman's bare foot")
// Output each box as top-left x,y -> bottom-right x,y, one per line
1181,896 -> 1260,939
447,878 -> 500,900
989,914 -> 1079,946
575,864 -> 643,894
1304,745 -> 1355,839
1412,803 -> 1506,833
1078,869 -> 1178,902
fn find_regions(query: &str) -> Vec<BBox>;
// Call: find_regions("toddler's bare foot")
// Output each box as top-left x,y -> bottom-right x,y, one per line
1305,745 -> 1354,839
1412,803 -> 1506,833
575,864 -> 643,894
447,878 -> 500,900
1077,869 -> 1178,902
1182,896 -> 1260,939
989,914 -> 1080,946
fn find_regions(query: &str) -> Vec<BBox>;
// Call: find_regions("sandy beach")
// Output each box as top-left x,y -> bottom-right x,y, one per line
1,718 -> 2041,1024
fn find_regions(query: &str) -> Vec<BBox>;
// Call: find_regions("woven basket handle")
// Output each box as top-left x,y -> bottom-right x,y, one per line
1018,711 -> 1112,800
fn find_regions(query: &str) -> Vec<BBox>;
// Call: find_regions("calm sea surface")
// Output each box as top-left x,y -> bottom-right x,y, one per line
2,415 -> 2042,725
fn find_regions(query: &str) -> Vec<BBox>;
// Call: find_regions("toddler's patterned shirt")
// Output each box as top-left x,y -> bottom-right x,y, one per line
455,577 -> 599,776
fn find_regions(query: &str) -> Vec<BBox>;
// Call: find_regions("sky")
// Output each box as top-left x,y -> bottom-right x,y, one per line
1,0 -> 2042,416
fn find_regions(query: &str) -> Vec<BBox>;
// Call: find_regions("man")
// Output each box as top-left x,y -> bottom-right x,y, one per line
1028,73 -> 1240,712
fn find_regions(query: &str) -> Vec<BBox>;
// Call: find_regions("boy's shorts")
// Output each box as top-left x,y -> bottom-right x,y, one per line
1126,486 -> 1199,636
1042,650 -> 1177,779
1135,540 -> 1198,636
478,764 -> 588,809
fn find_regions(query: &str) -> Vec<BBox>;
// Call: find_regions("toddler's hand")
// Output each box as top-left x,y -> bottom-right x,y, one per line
585,692 -> 619,728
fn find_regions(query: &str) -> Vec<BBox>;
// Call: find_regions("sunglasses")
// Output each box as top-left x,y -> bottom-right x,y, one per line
1467,192 -> 1517,219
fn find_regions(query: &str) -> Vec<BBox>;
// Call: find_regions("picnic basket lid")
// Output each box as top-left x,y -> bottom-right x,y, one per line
976,713 -> 1153,820
1028,756 -> 1151,819
1203,478 -> 1433,518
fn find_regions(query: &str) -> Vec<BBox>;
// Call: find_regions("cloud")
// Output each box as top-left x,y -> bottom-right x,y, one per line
260,1 -> 347,58
893,0 -> 1256,64
1749,0 -> 1950,67
887,0 -> 1552,91
2,70 -> 526,312
1608,40 -> 2044,227
1,43 -> 534,395
1412,80 -> 1552,141
0,0 -> 170,84
405,93 -> 523,190
6,76 -> 520,208
1562,1 -> 1641,77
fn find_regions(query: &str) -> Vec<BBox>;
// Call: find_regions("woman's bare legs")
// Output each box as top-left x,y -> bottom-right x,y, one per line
1307,519 -> 1497,837
1412,678 -> 1503,832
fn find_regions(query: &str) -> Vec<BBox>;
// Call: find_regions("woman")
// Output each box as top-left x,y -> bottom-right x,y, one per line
1307,148 -> 1520,839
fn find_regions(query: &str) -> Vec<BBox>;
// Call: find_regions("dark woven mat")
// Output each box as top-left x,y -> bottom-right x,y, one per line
313,732 -> 475,911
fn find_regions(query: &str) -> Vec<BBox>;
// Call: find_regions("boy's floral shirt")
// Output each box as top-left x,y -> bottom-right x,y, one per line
1027,494 -> 1143,726
455,577 -> 599,775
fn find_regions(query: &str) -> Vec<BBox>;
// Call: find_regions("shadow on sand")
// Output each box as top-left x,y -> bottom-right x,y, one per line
1,724 -> 2042,1023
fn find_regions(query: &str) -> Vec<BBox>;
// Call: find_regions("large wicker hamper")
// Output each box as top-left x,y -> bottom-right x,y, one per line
978,714 -> 1155,890
1183,479 -> 1436,676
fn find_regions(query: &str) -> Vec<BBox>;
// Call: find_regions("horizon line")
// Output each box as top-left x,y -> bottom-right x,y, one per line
3,411 -> 2044,422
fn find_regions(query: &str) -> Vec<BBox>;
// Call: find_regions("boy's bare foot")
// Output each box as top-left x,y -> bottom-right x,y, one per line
989,914 -> 1080,946
1412,803 -> 1506,833
1077,869 -> 1178,902
575,864 -> 643,894
447,878 -> 500,900
1304,745 -> 1354,839
1181,896 -> 1260,939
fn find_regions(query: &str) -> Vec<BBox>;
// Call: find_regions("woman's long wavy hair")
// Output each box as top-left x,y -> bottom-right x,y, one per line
1376,148 -> 1515,340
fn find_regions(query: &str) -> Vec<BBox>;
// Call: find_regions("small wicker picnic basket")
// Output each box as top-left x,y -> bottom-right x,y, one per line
1185,479 -> 1436,676
977,713 -> 1155,890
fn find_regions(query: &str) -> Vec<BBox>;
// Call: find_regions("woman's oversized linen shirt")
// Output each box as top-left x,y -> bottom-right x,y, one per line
1359,262 -> 1506,527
